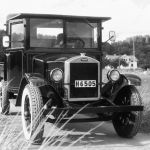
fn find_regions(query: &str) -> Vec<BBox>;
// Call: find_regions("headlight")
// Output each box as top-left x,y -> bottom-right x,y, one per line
50,68 -> 63,82
107,69 -> 120,82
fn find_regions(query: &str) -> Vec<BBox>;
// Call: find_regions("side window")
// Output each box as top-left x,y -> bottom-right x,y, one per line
11,22 -> 24,48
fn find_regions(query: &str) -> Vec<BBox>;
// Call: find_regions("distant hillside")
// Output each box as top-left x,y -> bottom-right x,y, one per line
103,35 -> 150,69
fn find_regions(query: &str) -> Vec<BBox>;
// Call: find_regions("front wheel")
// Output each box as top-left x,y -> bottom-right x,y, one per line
21,84 -> 44,142
112,86 -> 142,138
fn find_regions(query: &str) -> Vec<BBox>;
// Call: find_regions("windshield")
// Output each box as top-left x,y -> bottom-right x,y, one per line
30,19 -> 98,48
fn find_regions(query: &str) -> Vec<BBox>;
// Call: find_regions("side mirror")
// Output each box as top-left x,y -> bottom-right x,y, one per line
2,36 -> 10,48
109,31 -> 116,42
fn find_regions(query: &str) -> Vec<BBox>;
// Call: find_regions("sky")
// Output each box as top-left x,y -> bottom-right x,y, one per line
0,0 -> 150,41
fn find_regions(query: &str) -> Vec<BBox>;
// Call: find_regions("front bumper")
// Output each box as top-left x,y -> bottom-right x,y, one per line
44,105 -> 143,123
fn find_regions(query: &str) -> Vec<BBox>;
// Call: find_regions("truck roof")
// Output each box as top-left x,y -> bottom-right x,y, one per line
7,13 -> 111,22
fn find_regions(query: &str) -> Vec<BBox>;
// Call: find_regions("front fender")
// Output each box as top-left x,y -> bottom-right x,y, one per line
102,75 -> 128,101
124,74 -> 141,86
102,74 -> 141,102
113,84 -> 142,105
16,73 -> 47,106
24,73 -> 47,87
16,73 -> 63,107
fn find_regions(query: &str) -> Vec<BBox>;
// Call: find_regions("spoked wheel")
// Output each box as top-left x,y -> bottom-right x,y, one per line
0,81 -> 10,115
21,84 -> 44,142
112,85 -> 142,138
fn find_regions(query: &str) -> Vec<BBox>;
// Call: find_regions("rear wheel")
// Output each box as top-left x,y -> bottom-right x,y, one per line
0,81 -> 10,115
112,85 -> 142,138
21,84 -> 44,143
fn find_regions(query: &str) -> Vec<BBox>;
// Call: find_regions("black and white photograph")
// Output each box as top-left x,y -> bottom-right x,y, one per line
0,0 -> 149,149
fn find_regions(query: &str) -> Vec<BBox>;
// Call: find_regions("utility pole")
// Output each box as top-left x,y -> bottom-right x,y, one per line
118,55 -> 120,69
133,37 -> 135,70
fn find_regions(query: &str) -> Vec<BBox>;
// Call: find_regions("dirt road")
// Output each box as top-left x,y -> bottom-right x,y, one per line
0,104 -> 150,150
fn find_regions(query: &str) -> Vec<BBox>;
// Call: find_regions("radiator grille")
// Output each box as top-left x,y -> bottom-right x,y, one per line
70,63 -> 98,98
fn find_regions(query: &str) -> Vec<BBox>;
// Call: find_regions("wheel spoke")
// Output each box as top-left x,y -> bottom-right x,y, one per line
116,112 -> 136,126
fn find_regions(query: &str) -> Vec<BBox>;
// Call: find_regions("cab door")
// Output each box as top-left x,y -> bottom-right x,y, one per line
6,50 -> 23,91
6,19 -> 25,92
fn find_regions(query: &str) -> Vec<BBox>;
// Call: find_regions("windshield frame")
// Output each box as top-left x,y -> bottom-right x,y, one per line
29,18 -> 100,50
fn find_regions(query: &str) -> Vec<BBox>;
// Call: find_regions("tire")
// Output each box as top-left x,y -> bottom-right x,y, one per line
112,85 -> 142,138
0,81 -> 10,115
21,84 -> 44,143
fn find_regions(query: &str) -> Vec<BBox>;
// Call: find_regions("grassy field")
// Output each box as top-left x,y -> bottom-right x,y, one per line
134,72 -> 150,133
0,69 -> 150,149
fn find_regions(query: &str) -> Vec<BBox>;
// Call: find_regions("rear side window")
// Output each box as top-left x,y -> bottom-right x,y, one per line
11,21 -> 24,48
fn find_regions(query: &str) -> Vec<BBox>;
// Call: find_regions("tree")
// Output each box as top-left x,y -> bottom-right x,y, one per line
103,58 -> 128,69
109,35 -> 150,69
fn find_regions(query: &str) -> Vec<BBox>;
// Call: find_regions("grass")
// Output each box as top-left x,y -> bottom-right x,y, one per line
0,69 -> 150,149
138,75 -> 150,133
0,103 -> 105,150
0,113 -> 26,150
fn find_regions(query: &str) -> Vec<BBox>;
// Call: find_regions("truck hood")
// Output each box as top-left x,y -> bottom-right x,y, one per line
33,53 -> 77,63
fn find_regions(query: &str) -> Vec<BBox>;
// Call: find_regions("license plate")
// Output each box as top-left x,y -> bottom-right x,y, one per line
75,80 -> 96,88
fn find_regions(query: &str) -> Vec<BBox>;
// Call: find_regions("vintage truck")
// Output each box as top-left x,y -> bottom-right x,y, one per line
1,13 -> 143,142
